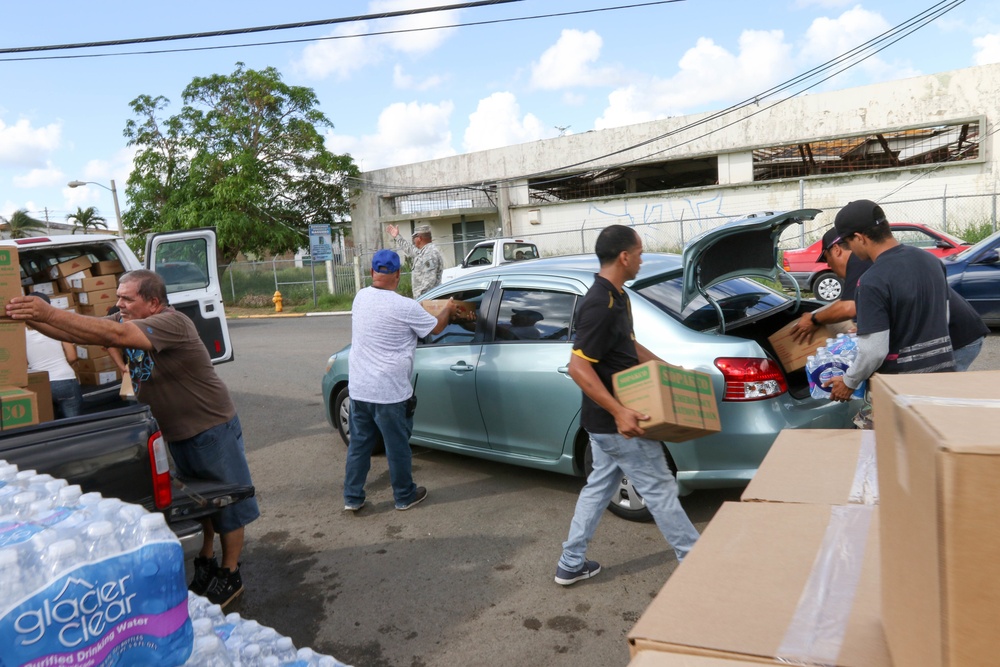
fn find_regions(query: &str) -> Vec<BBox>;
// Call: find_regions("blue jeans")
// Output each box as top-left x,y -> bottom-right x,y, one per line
345,399 -> 419,508
559,433 -> 700,570
953,336 -> 984,372
50,379 -> 83,419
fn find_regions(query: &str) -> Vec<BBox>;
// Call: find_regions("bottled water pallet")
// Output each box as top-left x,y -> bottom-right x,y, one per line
0,460 -> 351,667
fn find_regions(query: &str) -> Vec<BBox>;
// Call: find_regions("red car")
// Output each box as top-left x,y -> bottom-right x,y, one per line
781,222 -> 970,302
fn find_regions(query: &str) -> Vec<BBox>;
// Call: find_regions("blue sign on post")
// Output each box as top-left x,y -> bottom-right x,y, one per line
309,224 -> 333,262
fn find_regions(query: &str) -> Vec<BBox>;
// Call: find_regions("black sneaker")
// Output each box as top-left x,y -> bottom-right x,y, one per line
396,486 -> 428,511
189,555 -> 219,596
205,566 -> 244,609
554,560 -> 601,586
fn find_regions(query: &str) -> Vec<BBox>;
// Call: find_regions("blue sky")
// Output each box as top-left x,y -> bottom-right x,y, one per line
2,0 -> 998,231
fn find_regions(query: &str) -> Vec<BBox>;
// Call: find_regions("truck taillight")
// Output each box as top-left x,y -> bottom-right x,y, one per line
148,431 -> 172,509
714,357 -> 787,401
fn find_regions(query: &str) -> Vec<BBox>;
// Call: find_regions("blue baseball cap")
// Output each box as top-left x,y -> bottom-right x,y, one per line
372,249 -> 401,274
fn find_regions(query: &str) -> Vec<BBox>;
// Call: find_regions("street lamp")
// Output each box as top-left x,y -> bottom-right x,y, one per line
67,180 -> 123,238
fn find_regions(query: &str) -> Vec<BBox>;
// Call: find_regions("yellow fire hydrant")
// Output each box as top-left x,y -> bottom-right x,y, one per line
272,290 -> 283,313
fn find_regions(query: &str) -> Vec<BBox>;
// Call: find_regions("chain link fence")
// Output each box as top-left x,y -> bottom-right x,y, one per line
221,190 -> 999,307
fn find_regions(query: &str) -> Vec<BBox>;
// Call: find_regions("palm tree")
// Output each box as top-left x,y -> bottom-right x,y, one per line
66,206 -> 108,235
0,209 -> 47,239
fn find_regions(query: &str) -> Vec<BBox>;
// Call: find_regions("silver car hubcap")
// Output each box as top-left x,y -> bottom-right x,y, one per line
339,399 -> 351,440
816,278 -> 841,301
613,477 -> 647,511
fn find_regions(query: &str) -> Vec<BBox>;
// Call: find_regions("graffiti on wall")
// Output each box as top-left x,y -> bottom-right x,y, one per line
583,194 -> 730,249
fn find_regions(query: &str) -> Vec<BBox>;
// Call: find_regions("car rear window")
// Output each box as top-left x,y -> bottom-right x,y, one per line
633,275 -> 788,331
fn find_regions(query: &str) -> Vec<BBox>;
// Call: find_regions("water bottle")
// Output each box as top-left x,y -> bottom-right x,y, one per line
272,636 -> 297,661
184,634 -> 235,667
240,642 -> 265,667
117,504 -> 150,549
137,511 -> 174,543
57,484 -> 83,507
41,538 -> 80,581
0,546 -> 28,603
86,520 -> 123,562
10,491 -> 38,519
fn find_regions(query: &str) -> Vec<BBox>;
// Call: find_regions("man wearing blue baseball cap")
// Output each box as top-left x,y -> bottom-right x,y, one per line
343,249 -> 456,512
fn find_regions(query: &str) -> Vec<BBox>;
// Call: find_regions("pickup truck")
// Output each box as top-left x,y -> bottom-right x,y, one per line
0,229 -> 243,555
441,237 -> 539,283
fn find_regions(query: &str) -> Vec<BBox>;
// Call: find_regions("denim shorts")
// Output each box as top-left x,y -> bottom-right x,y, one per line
168,414 -> 260,534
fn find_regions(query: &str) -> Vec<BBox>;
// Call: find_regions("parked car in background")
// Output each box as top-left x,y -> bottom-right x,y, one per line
324,211 -> 859,522
781,222 -> 969,302
440,238 -> 539,283
944,228 -> 1000,326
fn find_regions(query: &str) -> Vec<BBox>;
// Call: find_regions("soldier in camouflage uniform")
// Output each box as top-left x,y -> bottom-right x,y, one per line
386,224 -> 445,299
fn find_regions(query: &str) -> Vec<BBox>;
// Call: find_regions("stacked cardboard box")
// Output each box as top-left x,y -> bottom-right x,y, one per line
612,360 -> 720,442
767,319 -> 855,371
0,246 -> 40,430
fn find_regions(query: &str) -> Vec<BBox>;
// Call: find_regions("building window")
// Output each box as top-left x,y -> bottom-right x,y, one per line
752,121 -> 980,181
528,157 -> 719,203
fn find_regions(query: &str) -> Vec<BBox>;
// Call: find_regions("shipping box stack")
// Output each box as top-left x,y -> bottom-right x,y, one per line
71,273 -> 120,316
75,344 -> 122,385
0,246 -> 39,430
871,371 -> 1000,667
612,360 -> 720,442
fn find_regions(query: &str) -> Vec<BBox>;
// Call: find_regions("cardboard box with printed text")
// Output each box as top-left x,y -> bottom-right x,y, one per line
0,246 -> 22,313
612,360 -> 721,442
767,319 -> 855,372
90,259 -> 124,276
0,386 -> 38,430
0,320 -> 28,388
48,255 -> 92,280
420,299 -> 477,321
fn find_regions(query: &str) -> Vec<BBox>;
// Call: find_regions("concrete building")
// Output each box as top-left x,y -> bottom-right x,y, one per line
351,62 -> 1000,266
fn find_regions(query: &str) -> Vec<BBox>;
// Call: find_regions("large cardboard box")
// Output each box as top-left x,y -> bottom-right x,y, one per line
76,344 -> 110,360
741,429 -> 877,505
0,386 -> 38,430
767,319 -> 855,372
26,371 -> 53,424
612,361 -> 721,442
77,287 -> 118,306
629,652 -> 773,667
70,274 -> 117,293
90,259 -> 124,276
77,369 -> 121,386
0,320 -> 28,388
871,372 -> 1000,667
49,293 -> 75,310
628,502 -> 889,667
0,246 -> 21,312
74,355 -> 120,373
25,280 -> 55,296
48,255 -> 92,280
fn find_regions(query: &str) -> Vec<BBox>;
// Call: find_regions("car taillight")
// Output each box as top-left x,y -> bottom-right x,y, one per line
713,357 -> 787,401
782,257 -> 791,270
148,431 -> 173,509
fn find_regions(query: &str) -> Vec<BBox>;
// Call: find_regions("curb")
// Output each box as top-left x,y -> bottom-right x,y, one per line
233,311 -> 351,319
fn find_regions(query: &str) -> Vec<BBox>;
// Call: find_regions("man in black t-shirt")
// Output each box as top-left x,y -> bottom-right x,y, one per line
553,225 -> 699,586
827,200 -> 955,402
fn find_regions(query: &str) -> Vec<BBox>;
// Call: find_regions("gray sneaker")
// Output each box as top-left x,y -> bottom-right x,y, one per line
554,560 -> 601,586
344,500 -> 366,512
396,486 -> 427,510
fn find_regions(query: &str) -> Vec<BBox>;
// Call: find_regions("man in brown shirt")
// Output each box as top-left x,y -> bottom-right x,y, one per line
7,270 -> 258,609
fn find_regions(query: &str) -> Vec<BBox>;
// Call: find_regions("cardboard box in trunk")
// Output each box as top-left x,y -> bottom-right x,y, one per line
76,344 -> 111,360
26,371 -> 53,424
871,371 -> 1000,667
77,288 -> 118,306
25,280 -> 55,296
627,502 -> 889,667
77,369 -> 121,386
0,320 -> 28,388
0,386 -> 38,430
741,429 -> 877,505
612,361 -> 721,442
90,259 -> 124,276
767,319 -> 855,372
48,255 -> 92,280
70,275 -> 117,293
74,355 -> 120,373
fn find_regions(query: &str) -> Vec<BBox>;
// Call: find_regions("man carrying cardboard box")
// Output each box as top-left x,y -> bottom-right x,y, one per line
554,225 -> 699,586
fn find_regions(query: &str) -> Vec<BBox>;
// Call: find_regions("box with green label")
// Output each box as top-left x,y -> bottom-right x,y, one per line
0,246 -> 22,311
0,386 -> 38,430
612,360 -> 721,442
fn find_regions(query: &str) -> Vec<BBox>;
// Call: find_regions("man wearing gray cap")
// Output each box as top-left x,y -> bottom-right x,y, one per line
826,200 -> 955,403
387,223 -> 445,299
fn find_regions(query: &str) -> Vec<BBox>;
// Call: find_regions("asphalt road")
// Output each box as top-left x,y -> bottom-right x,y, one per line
215,316 -> 999,667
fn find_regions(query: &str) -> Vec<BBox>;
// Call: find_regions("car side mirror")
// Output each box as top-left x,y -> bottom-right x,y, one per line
976,250 -> 1000,265
935,239 -> 953,249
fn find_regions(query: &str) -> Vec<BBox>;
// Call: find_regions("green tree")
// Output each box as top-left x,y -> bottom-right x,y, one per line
66,206 -> 108,234
123,62 -> 359,265
1,209 -> 47,239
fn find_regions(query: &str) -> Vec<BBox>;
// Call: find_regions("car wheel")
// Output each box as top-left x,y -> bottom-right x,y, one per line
583,441 -> 677,523
332,387 -> 385,455
812,271 -> 843,302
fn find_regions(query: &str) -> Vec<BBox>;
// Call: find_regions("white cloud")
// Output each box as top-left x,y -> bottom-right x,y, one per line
595,29 -> 794,129
0,118 -> 62,167
463,92 -> 551,152
974,33 -> 1000,65
12,162 -> 63,188
393,64 -> 445,91
793,0 -> 854,7
326,100 -> 456,171
530,29 -> 619,90
293,0 -> 460,80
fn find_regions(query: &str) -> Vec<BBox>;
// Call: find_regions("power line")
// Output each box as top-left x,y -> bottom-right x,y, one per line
0,1 -> 523,54
350,0 -> 965,195
0,1 -> 684,63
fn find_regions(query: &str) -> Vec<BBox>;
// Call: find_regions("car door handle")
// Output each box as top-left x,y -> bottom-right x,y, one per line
558,365 -> 570,376
449,362 -> 475,373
